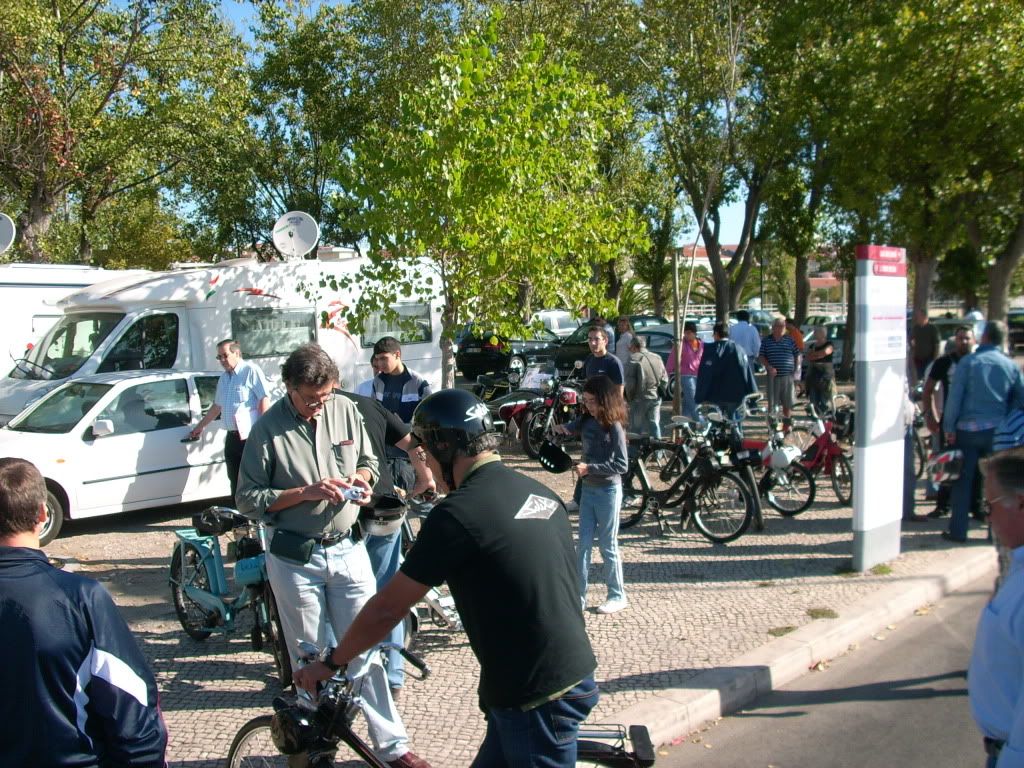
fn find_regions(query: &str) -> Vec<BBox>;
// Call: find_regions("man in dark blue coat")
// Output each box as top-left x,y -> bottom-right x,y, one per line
695,323 -> 758,417
0,457 -> 168,768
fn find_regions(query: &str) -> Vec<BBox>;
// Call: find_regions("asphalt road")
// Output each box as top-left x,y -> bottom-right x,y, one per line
657,576 -> 992,768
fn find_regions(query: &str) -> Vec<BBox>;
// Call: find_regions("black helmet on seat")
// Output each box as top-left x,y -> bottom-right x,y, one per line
412,389 -> 495,484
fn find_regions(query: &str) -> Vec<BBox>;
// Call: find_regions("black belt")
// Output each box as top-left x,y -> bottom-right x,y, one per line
984,737 -> 1004,757
313,528 -> 353,547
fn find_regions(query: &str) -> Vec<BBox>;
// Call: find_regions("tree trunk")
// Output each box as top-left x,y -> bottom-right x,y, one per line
794,254 -> 809,324
910,251 -> 936,314
16,183 -> 56,263
838,272 -> 856,381
440,303 -> 458,389
986,211 -> 1024,322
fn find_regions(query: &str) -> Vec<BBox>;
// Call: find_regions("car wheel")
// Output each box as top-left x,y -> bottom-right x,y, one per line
40,487 -> 66,546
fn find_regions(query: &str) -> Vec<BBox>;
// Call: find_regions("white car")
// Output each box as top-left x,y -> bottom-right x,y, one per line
0,370 -> 231,545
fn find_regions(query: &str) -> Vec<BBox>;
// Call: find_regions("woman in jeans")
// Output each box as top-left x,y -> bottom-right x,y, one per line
558,374 -> 630,614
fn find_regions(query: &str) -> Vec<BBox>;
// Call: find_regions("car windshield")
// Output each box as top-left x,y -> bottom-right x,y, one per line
564,324 -> 594,344
9,312 -> 125,381
7,382 -> 113,434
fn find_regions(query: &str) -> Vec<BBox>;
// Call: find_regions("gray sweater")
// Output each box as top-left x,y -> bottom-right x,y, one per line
573,416 -> 628,486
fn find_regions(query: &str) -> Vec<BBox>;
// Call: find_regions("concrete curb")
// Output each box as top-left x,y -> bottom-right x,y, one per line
610,545 -> 997,747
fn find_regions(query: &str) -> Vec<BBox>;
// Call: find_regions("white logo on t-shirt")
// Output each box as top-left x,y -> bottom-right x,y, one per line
514,494 -> 559,520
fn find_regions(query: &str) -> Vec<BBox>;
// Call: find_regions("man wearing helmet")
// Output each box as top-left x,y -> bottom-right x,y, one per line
295,388 -> 598,767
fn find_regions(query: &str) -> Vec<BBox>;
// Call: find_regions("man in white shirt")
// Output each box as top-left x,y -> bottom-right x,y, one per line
189,339 -> 270,500
731,310 -> 762,372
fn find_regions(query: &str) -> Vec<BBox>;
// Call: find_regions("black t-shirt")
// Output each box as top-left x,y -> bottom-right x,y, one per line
584,353 -> 624,385
400,459 -> 597,709
342,391 -> 410,497
927,353 -> 961,408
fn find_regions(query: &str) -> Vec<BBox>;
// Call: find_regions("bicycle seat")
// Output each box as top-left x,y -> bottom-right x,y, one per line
192,507 -> 249,536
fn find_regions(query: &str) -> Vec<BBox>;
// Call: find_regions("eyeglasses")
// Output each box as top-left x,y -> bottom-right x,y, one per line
982,495 -> 1007,517
297,392 -> 335,410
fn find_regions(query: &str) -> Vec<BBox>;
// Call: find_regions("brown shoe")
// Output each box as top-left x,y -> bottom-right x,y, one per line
388,752 -> 432,768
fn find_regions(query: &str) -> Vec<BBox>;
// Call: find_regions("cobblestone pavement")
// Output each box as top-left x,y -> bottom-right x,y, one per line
44,425 -> 993,767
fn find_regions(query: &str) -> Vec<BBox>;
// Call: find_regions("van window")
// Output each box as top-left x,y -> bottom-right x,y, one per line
98,313 -> 179,373
97,379 -> 190,434
232,308 -> 315,358
361,303 -> 433,347
12,312 -> 124,381
196,375 -> 219,414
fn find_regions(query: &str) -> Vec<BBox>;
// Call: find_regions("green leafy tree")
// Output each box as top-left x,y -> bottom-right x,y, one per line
348,17 -> 646,386
0,0 -> 247,263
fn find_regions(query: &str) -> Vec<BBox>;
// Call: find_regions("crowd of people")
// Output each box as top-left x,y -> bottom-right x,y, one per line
6,303 -> 1024,767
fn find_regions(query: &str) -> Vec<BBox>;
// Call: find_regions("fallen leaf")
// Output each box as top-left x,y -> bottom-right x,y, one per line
873,634 -> 886,641
704,743 -> 713,749
914,605 -> 933,616
886,624 -> 896,630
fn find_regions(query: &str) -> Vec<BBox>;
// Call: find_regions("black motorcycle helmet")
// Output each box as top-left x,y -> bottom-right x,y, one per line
412,389 -> 495,487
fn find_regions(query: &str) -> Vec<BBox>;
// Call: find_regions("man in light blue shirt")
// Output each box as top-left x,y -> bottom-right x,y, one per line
731,310 -> 762,372
189,339 -> 270,500
943,321 -> 1024,542
969,447 -> 1024,767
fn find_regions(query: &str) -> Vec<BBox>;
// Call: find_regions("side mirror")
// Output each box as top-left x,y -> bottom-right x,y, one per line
92,418 -> 114,438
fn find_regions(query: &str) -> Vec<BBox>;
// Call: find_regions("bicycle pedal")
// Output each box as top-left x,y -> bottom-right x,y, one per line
628,725 -> 656,766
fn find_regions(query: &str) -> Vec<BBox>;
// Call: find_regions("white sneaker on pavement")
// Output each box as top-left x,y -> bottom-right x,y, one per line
596,598 -> 628,615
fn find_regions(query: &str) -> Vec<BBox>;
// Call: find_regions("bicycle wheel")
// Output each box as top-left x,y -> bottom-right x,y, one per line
520,407 -> 548,459
620,492 -> 658,530
264,586 -> 293,688
783,425 -> 815,453
765,463 -> 817,516
691,471 -> 753,544
830,453 -> 854,505
226,715 -> 291,767
169,543 -> 215,641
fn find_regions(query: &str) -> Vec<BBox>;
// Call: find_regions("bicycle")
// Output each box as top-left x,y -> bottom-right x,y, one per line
169,506 -> 292,687
226,641 -> 656,767
789,404 -> 854,505
620,419 -> 755,543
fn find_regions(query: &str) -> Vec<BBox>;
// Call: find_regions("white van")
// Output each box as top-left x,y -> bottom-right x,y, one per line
0,263 -> 149,365
0,253 -> 443,423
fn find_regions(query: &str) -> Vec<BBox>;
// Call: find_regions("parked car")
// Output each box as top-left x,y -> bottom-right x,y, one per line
0,369 -> 231,545
729,309 -> 776,336
547,322 -> 679,378
801,314 -> 844,335
629,314 -> 670,329
532,309 -> 582,339
1009,309 -> 1024,349
455,324 -> 561,379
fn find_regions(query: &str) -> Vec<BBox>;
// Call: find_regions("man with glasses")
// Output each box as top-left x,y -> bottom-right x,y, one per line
968,447 -> 1024,767
237,343 -> 430,768
584,323 -> 624,396
188,339 -> 270,501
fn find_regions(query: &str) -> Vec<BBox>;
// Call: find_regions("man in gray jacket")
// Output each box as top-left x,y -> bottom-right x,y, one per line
625,335 -> 668,438
237,342 -> 430,768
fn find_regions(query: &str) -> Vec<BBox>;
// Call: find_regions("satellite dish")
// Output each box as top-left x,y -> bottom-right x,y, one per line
0,214 -> 15,256
271,211 -> 320,260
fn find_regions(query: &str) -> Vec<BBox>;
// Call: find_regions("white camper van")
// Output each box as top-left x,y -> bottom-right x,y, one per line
0,263 -> 149,366
0,253 -> 443,423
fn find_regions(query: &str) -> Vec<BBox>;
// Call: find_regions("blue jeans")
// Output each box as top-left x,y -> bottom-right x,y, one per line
629,398 -> 662,439
950,428 -> 994,540
265,537 -> 409,761
680,375 -> 698,420
364,530 -> 405,689
577,484 -> 625,603
469,678 -> 599,768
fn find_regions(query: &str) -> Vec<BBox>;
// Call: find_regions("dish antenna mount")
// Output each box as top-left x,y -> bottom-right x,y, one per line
271,211 -> 320,260
0,214 -> 15,256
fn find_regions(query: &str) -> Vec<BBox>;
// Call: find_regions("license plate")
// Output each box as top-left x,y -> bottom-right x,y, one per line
465,348 -> 481,354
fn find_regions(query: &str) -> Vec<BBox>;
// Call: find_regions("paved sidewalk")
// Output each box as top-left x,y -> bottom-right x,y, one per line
46,447 -> 997,767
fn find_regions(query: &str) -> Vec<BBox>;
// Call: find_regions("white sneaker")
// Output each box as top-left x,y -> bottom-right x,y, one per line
565,500 -> 579,513
597,598 -> 628,614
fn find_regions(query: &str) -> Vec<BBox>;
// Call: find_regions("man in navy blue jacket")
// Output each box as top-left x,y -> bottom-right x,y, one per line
0,457 -> 167,768
695,323 -> 759,417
